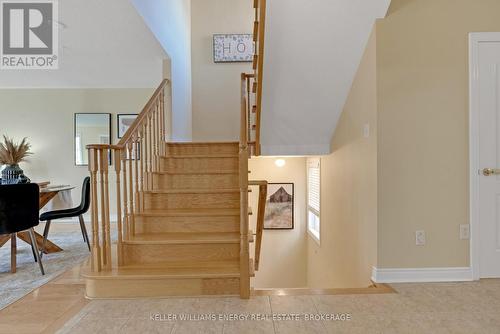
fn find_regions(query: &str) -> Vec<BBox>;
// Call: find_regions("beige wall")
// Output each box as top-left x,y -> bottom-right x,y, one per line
376,0 -> 500,268
0,89 -> 152,214
191,0 -> 253,141
307,28 -> 378,288
249,157 -> 308,288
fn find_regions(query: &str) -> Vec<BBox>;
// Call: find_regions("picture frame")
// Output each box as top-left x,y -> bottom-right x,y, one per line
117,114 -> 138,139
213,34 -> 254,63
264,183 -> 294,230
74,113 -> 112,166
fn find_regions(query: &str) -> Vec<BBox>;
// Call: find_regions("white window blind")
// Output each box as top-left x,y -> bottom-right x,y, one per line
308,160 -> 320,213
307,158 -> 320,242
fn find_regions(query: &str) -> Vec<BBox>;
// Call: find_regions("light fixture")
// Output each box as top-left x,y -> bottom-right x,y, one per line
275,159 -> 286,168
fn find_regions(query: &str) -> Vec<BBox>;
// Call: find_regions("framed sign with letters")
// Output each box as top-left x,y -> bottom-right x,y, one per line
213,34 -> 254,63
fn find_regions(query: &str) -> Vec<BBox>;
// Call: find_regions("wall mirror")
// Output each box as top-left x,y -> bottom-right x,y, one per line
74,113 -> 111,166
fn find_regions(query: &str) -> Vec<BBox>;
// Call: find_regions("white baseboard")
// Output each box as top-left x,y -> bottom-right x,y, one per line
371,266 -> 474,283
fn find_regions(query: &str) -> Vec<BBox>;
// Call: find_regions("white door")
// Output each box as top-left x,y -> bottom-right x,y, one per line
472,34 -> 500,278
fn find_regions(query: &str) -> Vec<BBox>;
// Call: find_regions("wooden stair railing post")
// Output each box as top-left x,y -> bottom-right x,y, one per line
114,147 -> 123,265
160,90 -> 165,155
249,180 -> 267,271
127,141 -> 135,236
101,147 -> 112,269
134,135 -> 140,213
140,126 -> 146,203
148,114 -> 153,183
121,148 -> 129,240
87,147 -> 101,272
239,73 -> 251,299
254,0 -> 266,156
98,148 -> 108,268
154,103 -> 160,172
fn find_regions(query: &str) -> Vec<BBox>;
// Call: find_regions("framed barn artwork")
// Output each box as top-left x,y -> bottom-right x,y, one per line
264,183 -> 294,230
213,34 -> 254,63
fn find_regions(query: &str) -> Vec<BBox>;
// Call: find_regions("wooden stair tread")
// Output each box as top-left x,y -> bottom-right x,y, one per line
144,188 -> 240,194
83,263 -> 242,279
166,141 -> 238,145
82,259 -> 255,280
162,154 -> 238,159
135,208 -> 240,217
152,170 -> 238,175
125,232 -> 240,244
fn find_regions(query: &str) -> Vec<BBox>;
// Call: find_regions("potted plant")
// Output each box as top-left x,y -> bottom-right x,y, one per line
0,136 -> 32,185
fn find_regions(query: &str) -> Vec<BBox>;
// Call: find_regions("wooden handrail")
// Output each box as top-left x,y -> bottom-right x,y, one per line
249,180 -> 267,270
118,79 -> 169,147
254,0 -> 266,156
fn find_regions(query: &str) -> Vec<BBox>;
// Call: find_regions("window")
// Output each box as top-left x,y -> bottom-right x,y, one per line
307,158 -> 320,243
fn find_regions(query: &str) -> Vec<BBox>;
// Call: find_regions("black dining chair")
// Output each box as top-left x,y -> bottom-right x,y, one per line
39,177 -> 91,257
0,183 -> 45,275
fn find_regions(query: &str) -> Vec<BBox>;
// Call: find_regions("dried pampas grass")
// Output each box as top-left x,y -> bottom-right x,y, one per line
0,136 -> 32,165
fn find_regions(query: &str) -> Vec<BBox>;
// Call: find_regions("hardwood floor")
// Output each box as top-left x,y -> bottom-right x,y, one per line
0,262 -> 89,334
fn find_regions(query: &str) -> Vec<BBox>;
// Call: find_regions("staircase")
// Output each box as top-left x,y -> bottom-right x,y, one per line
84,142 -> 256,298
82,0 -> 267,299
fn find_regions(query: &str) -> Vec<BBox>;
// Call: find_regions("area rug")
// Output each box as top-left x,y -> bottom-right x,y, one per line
0,226 -> 90,310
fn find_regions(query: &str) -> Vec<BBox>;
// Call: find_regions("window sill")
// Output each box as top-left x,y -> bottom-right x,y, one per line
307,229 -> 320,246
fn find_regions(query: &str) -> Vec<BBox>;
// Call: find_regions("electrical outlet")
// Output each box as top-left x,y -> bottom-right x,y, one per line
460,224 -> 470,240
416,230 -> 426,246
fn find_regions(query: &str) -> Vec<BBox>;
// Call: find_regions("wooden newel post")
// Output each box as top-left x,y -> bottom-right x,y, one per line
87,147 -> 101,272
239,73 -> 251,299
239,146 -> 250,299
98,148 -> 111,269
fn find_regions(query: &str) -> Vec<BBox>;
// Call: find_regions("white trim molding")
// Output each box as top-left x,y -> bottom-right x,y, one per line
371,267 -> 474,283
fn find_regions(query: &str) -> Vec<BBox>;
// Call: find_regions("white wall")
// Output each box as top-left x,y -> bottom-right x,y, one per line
131,0 -> 193,141
307,28 -> 378,289
191,0 -> 253,141
0,0 -> 167,88
249,157 -> 307,288
260,0 -> 390,155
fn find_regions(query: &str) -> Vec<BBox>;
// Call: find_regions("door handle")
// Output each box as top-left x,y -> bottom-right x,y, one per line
483,168 -> 500,176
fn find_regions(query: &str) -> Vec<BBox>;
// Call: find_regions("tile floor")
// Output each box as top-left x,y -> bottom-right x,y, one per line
54,279 -> 500,334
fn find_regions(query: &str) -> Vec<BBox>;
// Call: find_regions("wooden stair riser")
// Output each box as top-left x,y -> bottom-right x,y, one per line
160,157 -> 238,173
166,143 -> 239,156
85,277 -> 240,298
152,173 -> 239,190
143,192 -> 240,210
122,243 -> 240,265
134,216 -> 240,233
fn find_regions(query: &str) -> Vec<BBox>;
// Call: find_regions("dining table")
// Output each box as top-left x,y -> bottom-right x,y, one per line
0,183 -> 75,273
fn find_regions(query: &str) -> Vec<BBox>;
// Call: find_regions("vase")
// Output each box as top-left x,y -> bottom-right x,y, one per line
1,164 -> 29,185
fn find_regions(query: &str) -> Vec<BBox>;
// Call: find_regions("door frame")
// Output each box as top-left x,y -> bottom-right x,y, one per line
469,32 -> 500,280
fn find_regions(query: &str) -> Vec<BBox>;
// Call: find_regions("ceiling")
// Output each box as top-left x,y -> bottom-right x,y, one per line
260,0 -> 392,155
0,0 -> 167,88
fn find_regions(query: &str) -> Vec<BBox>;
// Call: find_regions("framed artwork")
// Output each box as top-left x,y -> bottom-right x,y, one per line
74,113 -> 111,166
264,183 -> 294,230
117,114 -> 138,138
213,34 -> 254,63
